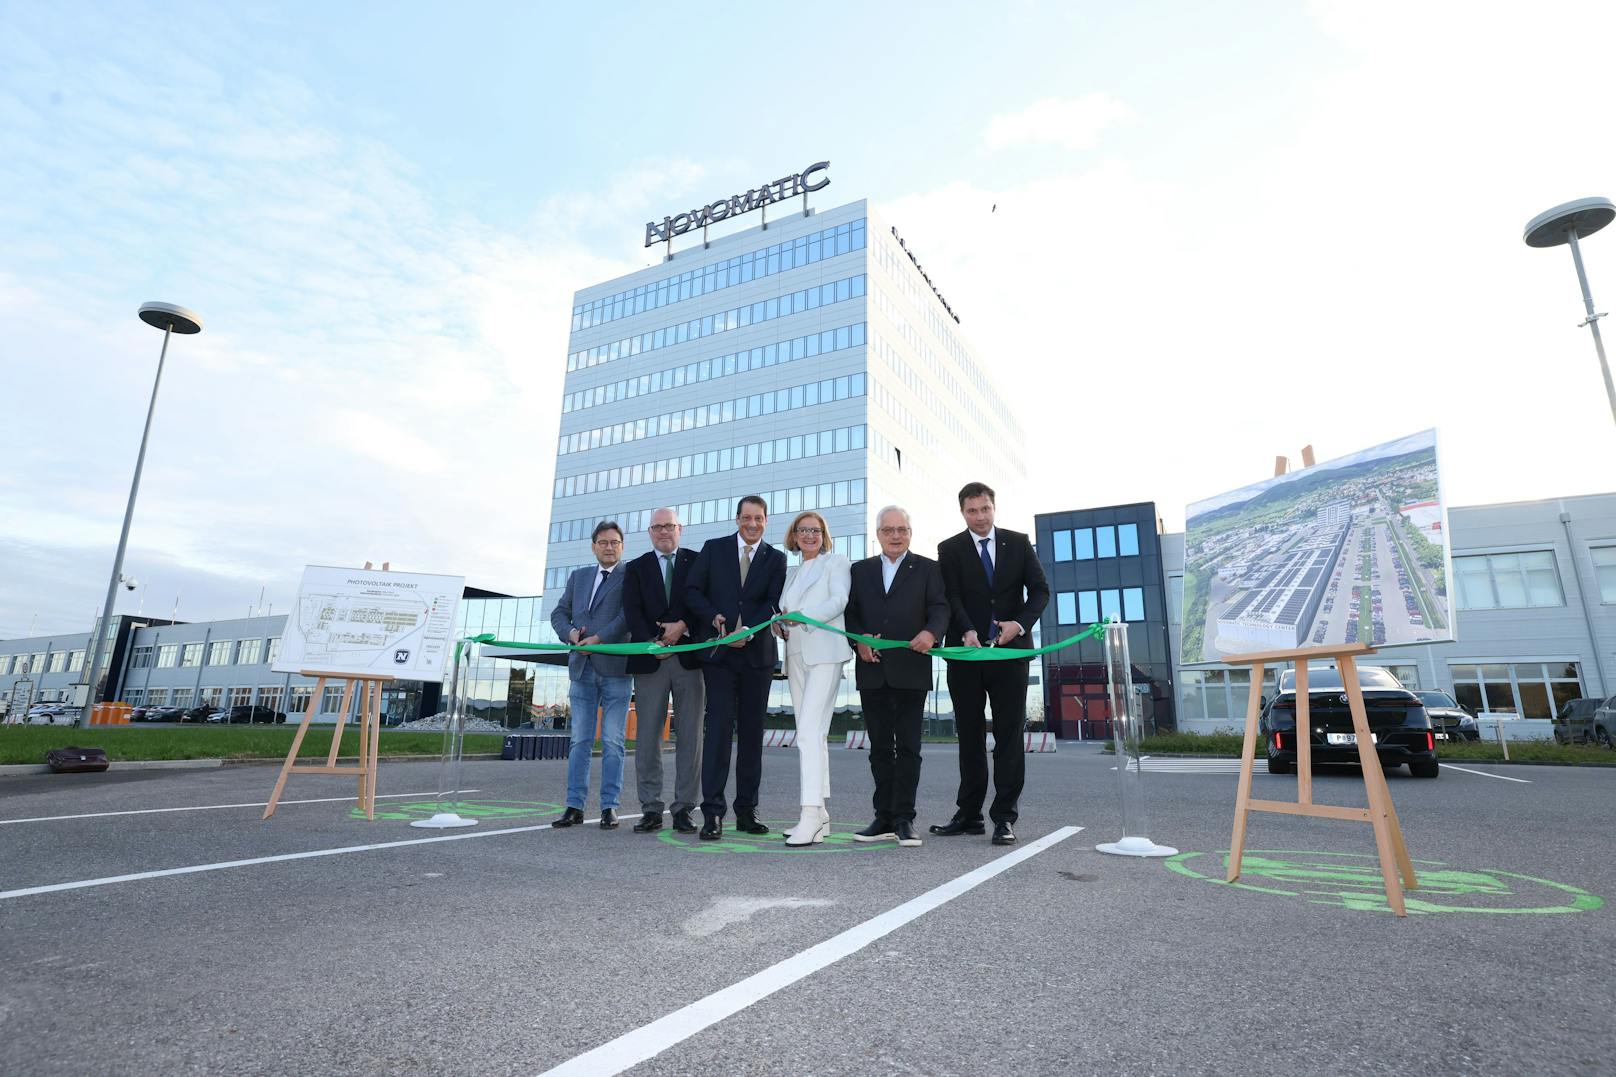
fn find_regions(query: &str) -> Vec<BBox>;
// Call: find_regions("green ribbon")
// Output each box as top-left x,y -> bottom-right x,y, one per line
465,612 -> 1110,662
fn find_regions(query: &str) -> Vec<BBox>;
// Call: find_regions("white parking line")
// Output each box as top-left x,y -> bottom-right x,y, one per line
534,825 -> 1082,1077
1439,763 -> 1532,783
0,790 -> 484,826
0,811 -> 631,902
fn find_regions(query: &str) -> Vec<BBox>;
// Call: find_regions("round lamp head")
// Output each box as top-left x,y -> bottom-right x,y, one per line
1523,197 -> 1615,248
138,301 -> 203,334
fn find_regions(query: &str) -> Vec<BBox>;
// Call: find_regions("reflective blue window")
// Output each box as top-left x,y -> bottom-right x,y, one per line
1096,526 -> 1117,559
1078,591 -> 1099,624
1123,587 -> 1145,622
1118,523 -> 1139,557
1053,531 -> 1073,562
1100,589 -> 1122,622
1073,528 -> 1095,560
1056,592 -> 1077,625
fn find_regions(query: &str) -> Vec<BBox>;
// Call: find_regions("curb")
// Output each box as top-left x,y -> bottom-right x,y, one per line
1096,750 -> 1616,769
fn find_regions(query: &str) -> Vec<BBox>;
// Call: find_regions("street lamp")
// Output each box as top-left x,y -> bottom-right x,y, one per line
75,302 -> 203,725
1523,197 -> 1616,427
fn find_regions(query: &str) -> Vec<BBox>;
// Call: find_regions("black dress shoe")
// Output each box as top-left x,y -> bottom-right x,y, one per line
929,818 -> 985,837
552,807 -> 585,828
672,809 -> 698,834
699,814 -> 723,841
633,811 -> 663,833
599,808 -> 619,830
895,820 -> 923,847
733,810 -> 769,835
852,819 -> 896,842
991,822 -> 1017,845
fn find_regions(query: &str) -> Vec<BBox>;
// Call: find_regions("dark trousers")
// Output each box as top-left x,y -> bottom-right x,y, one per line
699,653 -> 771,817
861,686 -> 925,823
946,659 -> 1029,825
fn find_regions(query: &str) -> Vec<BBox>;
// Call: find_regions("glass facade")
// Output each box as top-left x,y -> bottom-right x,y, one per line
1035,502 -> 1176,738
448,595 -> 568,727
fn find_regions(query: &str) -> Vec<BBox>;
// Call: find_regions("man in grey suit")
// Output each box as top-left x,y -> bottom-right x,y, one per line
549,520 -> 632,830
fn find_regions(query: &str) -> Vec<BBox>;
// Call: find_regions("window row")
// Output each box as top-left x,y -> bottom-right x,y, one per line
553,424 -> 867,501
1054,588 -> 1145,626
1453,551 -> 1562,610
562,322 -> 866,415
543,532 -> 875,593
1449,661 -> 1582,719
572,219 -> 867,331
548,478 -> 868,544
0,649 -> 86,676
567,274 -> 867,372
133,637 -> 283,670
1052,524 -> 1141,562
557,372 -> 866,456
120,683 -> 363,715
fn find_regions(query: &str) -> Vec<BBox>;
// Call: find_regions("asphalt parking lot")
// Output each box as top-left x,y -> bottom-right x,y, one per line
1,742 -> 1611,1076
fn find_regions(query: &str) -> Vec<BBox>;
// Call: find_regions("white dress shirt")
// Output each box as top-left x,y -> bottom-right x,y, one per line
972,527 -> 998,572
587,561 -> 617,608
881,550 -> 907,592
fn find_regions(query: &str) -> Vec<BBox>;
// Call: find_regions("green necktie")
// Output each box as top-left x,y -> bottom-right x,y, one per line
662,554 -> 673,603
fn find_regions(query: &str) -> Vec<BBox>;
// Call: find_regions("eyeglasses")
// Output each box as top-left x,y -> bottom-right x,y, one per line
593,538 -> 623,547
648,523 -> 679,533
877,526 -> 911,536
794,527 -> 823,536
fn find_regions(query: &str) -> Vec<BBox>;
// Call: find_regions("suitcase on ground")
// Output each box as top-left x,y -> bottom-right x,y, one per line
45,746 -> 110,773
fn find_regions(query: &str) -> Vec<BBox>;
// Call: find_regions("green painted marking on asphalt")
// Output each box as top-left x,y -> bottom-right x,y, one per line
350,798 -> 564,822
655,821 -> 898,855
1164,849 -> 1604,915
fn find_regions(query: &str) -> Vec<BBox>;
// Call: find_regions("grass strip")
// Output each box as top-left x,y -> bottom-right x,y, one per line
0,726 -> 508,765
1098,730 -> 1615,765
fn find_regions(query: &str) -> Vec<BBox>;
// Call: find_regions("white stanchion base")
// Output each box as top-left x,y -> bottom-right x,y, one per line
1096,836 -> 1178,858
409,813 -> 478,829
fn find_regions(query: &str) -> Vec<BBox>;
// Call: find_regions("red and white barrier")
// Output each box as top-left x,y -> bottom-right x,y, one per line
762,728 -> 798,748
984,731 -> 1058,753
844,730 -> 868,749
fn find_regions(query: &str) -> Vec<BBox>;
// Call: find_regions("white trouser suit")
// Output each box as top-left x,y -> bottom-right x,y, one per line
781,552 -> 853,806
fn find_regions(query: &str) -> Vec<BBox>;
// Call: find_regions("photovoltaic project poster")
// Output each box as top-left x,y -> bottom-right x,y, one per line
1180,429 -> 1454,665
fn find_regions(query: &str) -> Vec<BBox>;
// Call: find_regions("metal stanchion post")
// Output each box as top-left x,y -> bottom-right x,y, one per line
1096,621 -> 1177,857
412,641 -> 476,828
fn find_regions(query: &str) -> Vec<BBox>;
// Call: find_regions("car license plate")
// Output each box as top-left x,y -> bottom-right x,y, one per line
1326,732 -> 1377,745
1434,732 -> 1448,741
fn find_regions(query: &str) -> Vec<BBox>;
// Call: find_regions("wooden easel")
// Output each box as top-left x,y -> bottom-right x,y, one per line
1224,448 -> 1417,915
262,560 -> 394,821
263,670 -> 391,820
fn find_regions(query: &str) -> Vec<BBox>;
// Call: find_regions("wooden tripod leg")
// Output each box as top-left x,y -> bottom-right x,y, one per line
326,678 -> 358,767
264,676 -> 326,820
355,680 -> 372,816
1340,656 -> 1408,916
365,680 -> 382,819
1295,662 -> 1312,806
1227,661 -> 1265,882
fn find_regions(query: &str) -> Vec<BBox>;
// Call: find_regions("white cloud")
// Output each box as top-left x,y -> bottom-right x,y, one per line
983,93 -> 1136,152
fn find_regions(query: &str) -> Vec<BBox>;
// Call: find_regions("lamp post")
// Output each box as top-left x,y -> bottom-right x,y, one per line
75,302 -> 203,725
1523,197 -> 1616,427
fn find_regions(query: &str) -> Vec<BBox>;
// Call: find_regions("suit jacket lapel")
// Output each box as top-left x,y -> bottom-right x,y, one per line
885,556 -> 918,599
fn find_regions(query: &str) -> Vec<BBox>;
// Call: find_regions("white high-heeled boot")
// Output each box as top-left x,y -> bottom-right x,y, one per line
785,803 -> 829,846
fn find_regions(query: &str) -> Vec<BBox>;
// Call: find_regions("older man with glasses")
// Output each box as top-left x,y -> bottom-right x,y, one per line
621,508 -> 706,834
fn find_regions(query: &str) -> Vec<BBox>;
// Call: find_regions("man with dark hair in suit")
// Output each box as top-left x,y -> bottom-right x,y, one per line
622,507 -> 706,834
935,482 -> 1050,845
684,495 -> 787,841
844,505 -> 951,848
548,519 -> 633,831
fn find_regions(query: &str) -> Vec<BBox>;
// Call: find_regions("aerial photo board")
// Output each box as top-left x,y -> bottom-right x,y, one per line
1181,429 -> 1453,665
273,565 -> 464,681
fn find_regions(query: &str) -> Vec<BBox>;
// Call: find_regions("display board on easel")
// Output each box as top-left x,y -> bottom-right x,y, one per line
1182,432 -> 1454,917
264,563 -> 463,821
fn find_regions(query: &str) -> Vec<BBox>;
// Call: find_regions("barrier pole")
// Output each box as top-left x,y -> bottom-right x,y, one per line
1096,622 -> 1177,857
411,641 -> 476,829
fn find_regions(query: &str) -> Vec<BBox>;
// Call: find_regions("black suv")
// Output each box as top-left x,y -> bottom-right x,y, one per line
1415,690 -> 1480,742
1554,697 -> 1614,746
1261,665 -> 1438,778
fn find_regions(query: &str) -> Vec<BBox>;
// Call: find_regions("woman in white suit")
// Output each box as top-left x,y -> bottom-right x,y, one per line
774,509 -> 852,846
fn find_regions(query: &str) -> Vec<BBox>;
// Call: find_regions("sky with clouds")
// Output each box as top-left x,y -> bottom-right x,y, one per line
1,0 -> 1613,638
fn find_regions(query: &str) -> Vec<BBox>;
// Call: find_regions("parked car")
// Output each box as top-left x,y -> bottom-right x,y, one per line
134,706 -> 186,723
1554,697 -> 1613,747
1415,690 -> 1480,742
185,705 -> 223,723
220,705 -> 286,725
27,705 -> 78,726
1260,664 -> 1439,778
